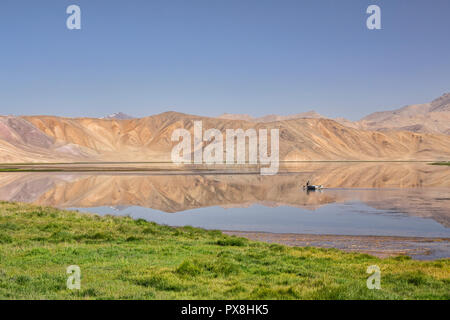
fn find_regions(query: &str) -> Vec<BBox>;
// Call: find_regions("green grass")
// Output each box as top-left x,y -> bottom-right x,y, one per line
430,162 -> 450,166
0,202 -> 448,300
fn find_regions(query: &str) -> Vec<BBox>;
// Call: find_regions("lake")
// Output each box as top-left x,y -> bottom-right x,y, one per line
0,162 -> 449,259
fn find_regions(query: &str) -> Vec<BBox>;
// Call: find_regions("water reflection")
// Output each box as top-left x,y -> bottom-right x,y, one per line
0,163 -> 450,227
0,163 -> 449,227
2,162 -> 448,258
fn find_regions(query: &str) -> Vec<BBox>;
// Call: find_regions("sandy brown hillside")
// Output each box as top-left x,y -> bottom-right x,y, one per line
0,109 -> 450,163
0,116 -> 97,163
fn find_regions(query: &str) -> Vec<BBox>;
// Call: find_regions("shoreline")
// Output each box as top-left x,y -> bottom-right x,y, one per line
223,231 -> 450,260
0,160 -> 446,174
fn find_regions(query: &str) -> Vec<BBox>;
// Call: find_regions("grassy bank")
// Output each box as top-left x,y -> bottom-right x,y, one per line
0,202 -> 448,299
430,162 -> 450,166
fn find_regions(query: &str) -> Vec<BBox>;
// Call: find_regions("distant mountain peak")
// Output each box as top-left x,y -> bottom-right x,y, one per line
102,112 -> 135,120
430,93 -> 450,112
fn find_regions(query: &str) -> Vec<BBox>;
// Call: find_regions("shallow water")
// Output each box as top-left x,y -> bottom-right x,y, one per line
74,200 -> 449,237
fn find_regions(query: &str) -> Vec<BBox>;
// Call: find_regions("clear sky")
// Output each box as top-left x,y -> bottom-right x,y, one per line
1,0 -> 449,120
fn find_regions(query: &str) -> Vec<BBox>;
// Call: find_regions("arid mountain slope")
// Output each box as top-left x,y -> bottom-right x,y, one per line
21,112 -> 450,161
219,93 -> 450,135
1,104 -> 450,163
0,116 -> 97,163
354,93 -> 450,134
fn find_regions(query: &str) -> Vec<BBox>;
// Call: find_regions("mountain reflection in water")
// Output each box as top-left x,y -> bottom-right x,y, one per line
0,163 -> 449,237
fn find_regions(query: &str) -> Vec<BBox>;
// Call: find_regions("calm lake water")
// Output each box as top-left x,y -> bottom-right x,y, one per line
75,199 -> 449,237
0,163 -> 449,239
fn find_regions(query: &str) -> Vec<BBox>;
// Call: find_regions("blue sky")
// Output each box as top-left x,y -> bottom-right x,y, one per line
1,0 -> 449,120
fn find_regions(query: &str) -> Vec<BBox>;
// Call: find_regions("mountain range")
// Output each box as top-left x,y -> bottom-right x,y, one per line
0,93 -> 449,163
219,93 -> 450,135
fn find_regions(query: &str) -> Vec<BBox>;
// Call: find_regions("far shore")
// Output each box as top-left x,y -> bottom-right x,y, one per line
0,160 -> 447,173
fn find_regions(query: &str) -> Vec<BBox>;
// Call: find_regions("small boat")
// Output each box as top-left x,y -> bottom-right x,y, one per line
303,184 -> 323,191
